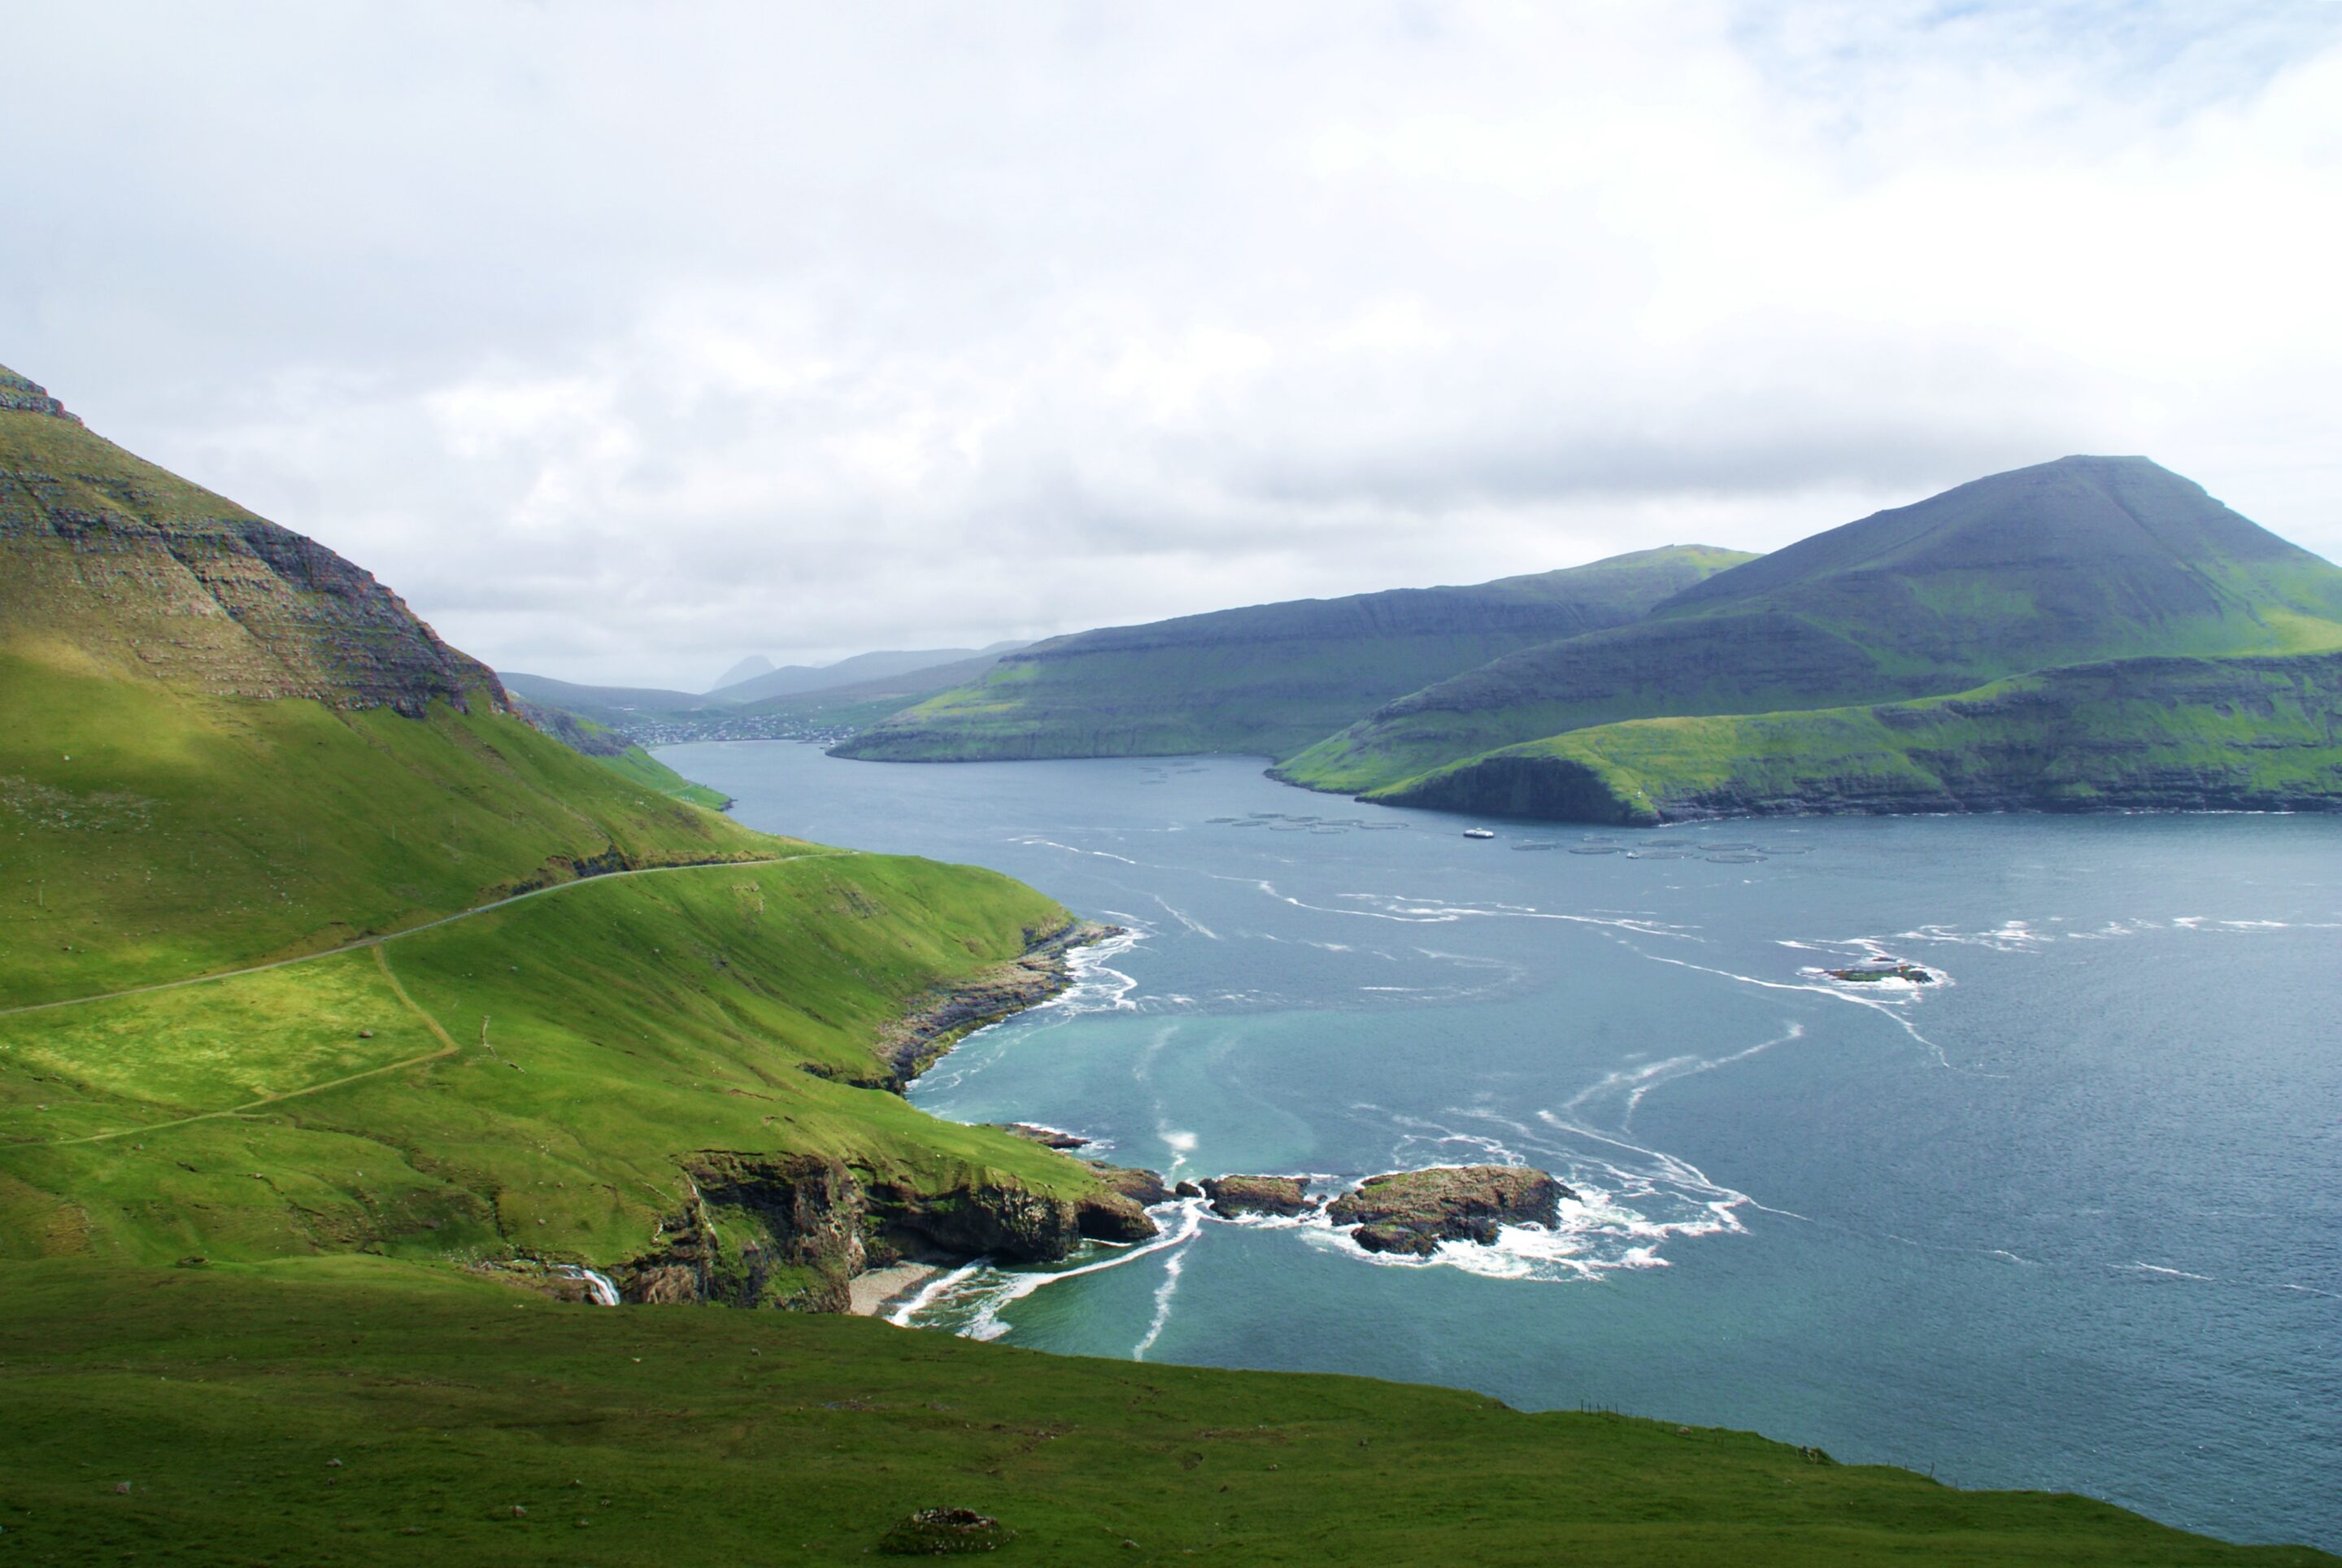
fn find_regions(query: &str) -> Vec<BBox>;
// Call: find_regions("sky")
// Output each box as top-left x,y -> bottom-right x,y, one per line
6,1 -> 2340,690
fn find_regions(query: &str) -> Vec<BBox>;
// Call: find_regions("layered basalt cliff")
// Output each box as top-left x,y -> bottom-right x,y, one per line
0,365 -> 502,716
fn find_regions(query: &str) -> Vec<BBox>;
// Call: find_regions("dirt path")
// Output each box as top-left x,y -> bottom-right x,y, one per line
0,852 -> 850,1022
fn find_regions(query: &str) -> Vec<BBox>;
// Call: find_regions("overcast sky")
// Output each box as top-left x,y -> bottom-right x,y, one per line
7,2 -> 2339,690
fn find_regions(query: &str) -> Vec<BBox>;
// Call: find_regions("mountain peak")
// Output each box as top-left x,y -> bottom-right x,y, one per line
1659,454 -> 2323,618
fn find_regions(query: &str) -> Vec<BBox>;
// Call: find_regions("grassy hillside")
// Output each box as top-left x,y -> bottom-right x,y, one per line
0,370 -> 1112,1290
512,700 -> 733,807
590,741 -> 732,808
0,655 -> 769,1008
1382,651 -> 2342,824
7,1260 -> 2327,1568
834,546 -> 1754,763
0,852 -> 1105,1304
0,376 -> 782,1006
1281,457 -> 2342,796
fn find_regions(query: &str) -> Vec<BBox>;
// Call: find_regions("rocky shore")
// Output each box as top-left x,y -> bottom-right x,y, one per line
603,926 -> 1149,1311
875,920 -> 1122,1086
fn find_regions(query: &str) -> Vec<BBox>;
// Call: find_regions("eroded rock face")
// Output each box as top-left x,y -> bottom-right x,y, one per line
1074,1191 -> 1159,1243
1201,1175 -> 1318,1219
1089,1164 -> 1173,1206
864,1178 -> 1085,1264
0,367 -> 81,422
611,1151 -> 1160,1308
616,1152 -> 868,1311
1,372 -> 503,716
1326,1165 -> 1570,1256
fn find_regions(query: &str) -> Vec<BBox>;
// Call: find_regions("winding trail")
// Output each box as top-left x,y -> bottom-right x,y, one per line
9,852 -> 853,1148
0,852 -> 843,1022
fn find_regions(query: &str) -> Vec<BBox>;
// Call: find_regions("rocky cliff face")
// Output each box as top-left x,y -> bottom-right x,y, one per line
0,367 -> 83,422
0,364 -> 503,716
612,1149 -> 1152,1309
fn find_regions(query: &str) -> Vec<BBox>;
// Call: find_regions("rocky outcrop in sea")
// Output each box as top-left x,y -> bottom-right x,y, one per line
1326,1165 -> 1570,1256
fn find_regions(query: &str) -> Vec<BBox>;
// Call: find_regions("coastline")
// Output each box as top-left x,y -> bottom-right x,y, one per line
875,917 -> 1122,1087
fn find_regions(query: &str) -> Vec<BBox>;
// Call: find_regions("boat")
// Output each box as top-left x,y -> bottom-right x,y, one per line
1462,828 -> 1496,840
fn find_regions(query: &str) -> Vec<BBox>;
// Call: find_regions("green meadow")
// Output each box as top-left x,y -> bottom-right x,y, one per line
3,1258 -> 2327,1568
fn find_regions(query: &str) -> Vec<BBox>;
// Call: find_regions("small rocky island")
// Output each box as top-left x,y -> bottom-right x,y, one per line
1825,962 -> 1935,984
1327,1165 -> 1571,1255
1200,1174 -> 1317,1218
1194,1165 -> 1573,1255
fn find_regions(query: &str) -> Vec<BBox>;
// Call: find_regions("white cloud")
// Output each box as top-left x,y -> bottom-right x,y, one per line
4,1 -> 2337,688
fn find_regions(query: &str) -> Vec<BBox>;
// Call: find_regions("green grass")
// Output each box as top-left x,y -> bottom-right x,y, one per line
2,1258 -> 2326,1568
588,741 -> 731,809
1378,651 -> 2342,823
0,855 -> 1095,1275
0,656 -> 777,1008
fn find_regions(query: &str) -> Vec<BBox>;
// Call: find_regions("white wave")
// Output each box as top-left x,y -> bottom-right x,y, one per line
1150,893 -> 1220,939
906,1199 -> 1212,1341
2121,1261 -> 2216,1282
1008,835 -> 1140,866
1044,924 -> 1147,1015
1132,1234 -> 1197,1361
1560,1023 -> 1804,1128
1630,949 -> 1959,1071
886,1260 -> 987,1326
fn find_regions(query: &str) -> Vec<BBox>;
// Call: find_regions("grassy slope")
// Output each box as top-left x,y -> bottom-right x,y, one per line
0,657 -> 768,1008
0,383 -> 1105,1278
1380,651 -> 2342,824
1282,458 -> 2342,797
0,852 -> 1089,1292
835,546 -> 1755,764
592,741 -> 732,808
5,1260 -> 2327,1568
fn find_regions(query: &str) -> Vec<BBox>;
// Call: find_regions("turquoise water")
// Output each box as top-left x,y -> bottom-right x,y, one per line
666,742 -> 2342,1550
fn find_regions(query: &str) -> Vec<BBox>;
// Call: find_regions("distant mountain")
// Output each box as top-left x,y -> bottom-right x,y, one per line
833,547 -> 1756,763
496,644 -> 1033,728
711,653 -> 775,690
498,670 -> 711,717
707,642 -> 1029,704
1278,457 -> 2342,800
725,647 -> 1034,730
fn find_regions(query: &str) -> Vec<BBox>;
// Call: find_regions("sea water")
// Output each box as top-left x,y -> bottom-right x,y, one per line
663,743 -> 2341,1549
